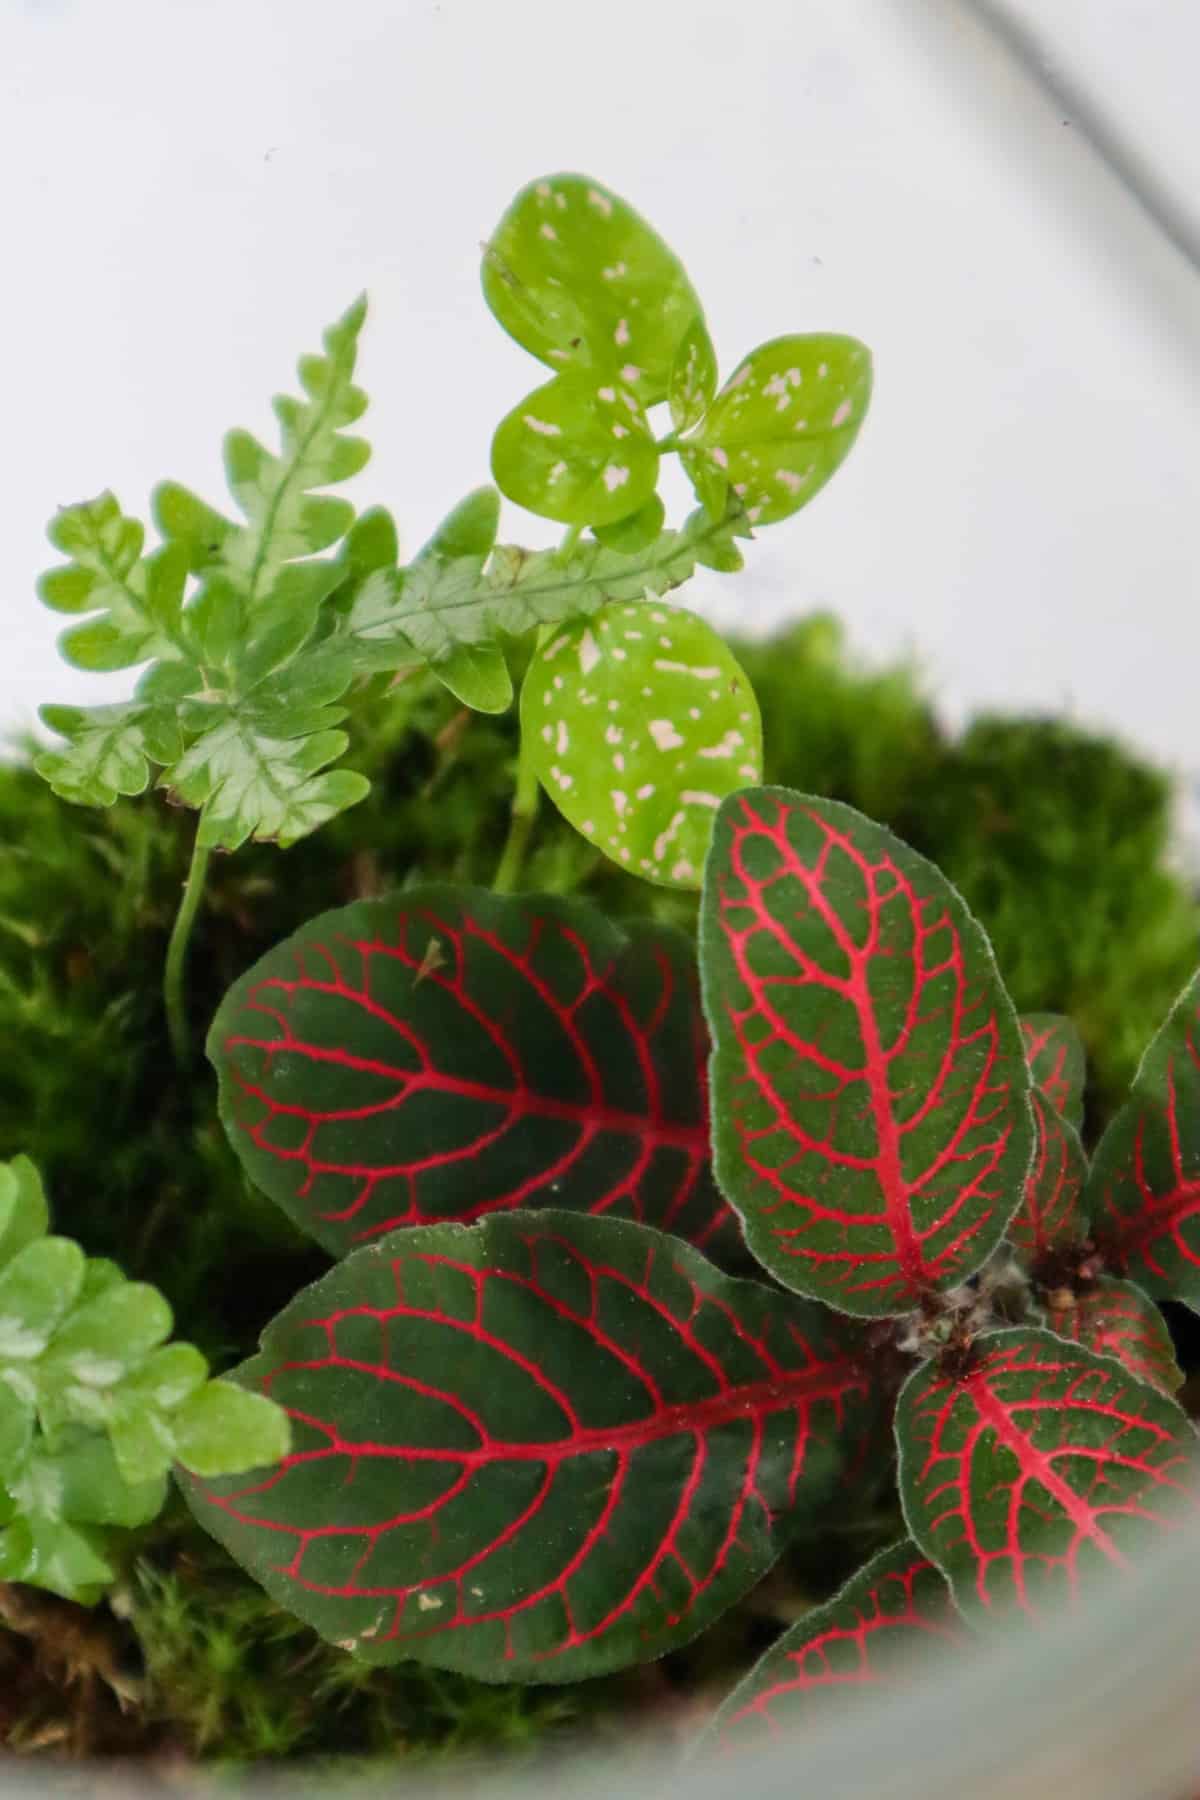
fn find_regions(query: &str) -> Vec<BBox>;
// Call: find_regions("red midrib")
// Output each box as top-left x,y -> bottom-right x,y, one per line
283,1364 -> 861,1469
849,962 -> 926,1294
236,1041 -> 707,1160
966,1374 -> 1129,1571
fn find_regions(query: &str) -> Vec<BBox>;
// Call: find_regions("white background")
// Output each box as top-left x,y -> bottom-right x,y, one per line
3,1 -> 1198,786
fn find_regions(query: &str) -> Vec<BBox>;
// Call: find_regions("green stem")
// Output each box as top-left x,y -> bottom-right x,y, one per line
493,721 -> 541,895
164,825 -> 212,1067
655,432 -> 683,453
556,523 -> 583,561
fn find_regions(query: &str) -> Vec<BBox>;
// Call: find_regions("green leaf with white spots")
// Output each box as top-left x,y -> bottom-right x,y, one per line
669,315 -> 718,434
693,334 -> 872,525
678,445 -> 730,524
491,373 -> 659,527
482,173 -> 703,407
522,601 -> 763,888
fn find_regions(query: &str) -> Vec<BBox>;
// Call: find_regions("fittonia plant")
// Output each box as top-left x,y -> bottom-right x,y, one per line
26,173 -> 1200,1747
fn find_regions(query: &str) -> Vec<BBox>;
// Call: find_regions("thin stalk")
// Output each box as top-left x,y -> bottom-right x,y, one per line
164,825 -> 212,1067
493,719 -> 541,895
556,523 -> 583,560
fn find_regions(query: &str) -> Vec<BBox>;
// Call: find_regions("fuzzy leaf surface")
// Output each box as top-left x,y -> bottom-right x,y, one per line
701,790 -> 1034,1317
1086,973 -> 1200,1304
689,335 -> 872,525
1020,1013 -> 1086,1133
481,173 -> 702,407
523,601 -> 762,889
1007,1088 -> 1087,1270
182,1210 -> 871,1680
1046,1279 -> 1183,1395
703,1538 -> 963,1751
897,1327 -> 1200,1624
210,888 -> 737,1259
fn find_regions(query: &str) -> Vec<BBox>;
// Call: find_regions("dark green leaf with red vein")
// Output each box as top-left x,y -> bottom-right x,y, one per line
1020,1013 -> 1086,1134
1007,1088 -> 1087,1270
210,887 -> 737,1260
1085,973 -> 1200,1306
702,1538 -> 964,1753
896,1327 -> 1200,1625
180,1210 -> 872,1681
1046,1279 -> 1183,1395
700,789 -> 1034,1317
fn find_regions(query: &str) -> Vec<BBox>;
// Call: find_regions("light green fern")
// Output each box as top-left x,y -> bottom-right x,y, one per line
0,1155 -> 288,1603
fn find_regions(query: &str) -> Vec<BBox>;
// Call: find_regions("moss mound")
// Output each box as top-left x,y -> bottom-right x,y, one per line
1,614 -> 1196,1767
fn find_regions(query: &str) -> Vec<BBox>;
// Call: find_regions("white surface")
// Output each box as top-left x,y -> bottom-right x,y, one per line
3,0 -> 1199,778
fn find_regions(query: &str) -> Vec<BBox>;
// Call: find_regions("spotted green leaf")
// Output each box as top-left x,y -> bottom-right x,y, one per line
669,315 -> 718,435
689,334 -> 872,526
522,601 -> 762,888
491,373 -> 659,527
482,173 -> 702,408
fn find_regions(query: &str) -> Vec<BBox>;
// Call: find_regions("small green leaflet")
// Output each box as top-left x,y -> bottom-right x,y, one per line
166,710 -> 369,853
0,1154 -> 289,1604
36,702 -> 183,807
36,299 -> 375,850
683,334 -> 872,526
413,487 -> 512,713
481,173 -> 702,408
36,495 -> 188,673
491,373 -> 659,527
591,495 -> 667,555
522,602 -> 763,888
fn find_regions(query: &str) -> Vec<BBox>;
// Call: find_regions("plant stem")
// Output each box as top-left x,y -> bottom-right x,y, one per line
493,721 -> 541,895
655,431 -> 683,453
164,825 -> 212,1067
556,523 -> 583,560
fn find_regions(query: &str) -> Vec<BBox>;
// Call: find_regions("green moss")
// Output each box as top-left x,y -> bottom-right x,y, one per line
1,611 -> 1196,1765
